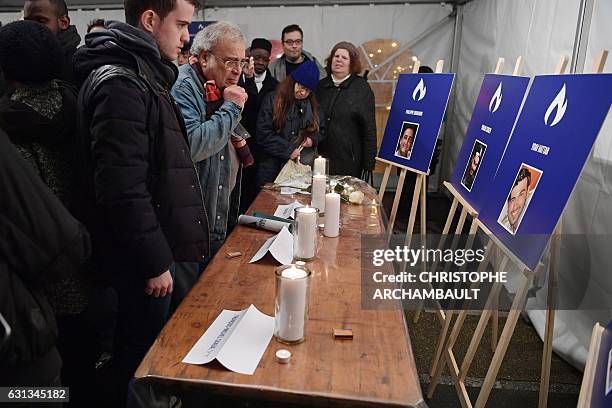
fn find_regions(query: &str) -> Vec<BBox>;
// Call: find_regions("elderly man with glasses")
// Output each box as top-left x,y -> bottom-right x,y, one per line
171,21 -> 249,305
269,24 -> 326,82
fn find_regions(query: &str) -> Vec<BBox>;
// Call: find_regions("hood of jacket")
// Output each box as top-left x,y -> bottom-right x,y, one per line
57,25 -> 81,55
73,21 -> 177,88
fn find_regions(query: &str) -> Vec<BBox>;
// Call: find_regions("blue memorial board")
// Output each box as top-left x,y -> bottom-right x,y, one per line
450,74 -> 529,212
378,73 -> 454,173
478,74 -> 612,270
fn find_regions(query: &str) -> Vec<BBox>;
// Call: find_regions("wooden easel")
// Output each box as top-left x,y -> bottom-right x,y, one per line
538,48 -> 608,408
377,59 -> 446,240
418,57 -> 525,380
426,52 -> 610,407
426,217 -> 539,408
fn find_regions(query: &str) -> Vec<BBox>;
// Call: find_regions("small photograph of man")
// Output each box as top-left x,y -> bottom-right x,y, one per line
497,163 -> 542,235
395,121 -> 418,160
461,140 -> 487,191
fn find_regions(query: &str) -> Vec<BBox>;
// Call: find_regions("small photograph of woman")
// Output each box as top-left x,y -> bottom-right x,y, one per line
256,60 -> 325,187
395,121 -> 418,159
315,41 -> 376,178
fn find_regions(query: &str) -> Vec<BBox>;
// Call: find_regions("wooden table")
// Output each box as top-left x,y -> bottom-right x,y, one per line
135,186 -> 425,407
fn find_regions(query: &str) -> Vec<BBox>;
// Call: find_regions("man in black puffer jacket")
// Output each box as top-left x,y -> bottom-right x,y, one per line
73,0 -> 206,398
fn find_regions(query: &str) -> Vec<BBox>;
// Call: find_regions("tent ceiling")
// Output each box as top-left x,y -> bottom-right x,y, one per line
1,0 -> 469,12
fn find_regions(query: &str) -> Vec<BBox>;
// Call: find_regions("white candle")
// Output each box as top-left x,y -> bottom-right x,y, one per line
294,207 -> 318,260
311,174 -> 327,213
313,156 -> 327,176
324,192 -> 340,237
276,266 -> 309,342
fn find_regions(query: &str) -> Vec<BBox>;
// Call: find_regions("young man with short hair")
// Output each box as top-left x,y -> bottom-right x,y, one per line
73,0 -> 209,399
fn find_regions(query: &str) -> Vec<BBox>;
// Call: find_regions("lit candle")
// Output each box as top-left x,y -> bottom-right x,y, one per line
313,156 -> 327,176
294,206 -> 318,260
324,192 -> 340,237
276,265 -> 309,342
311,174 -> 327,213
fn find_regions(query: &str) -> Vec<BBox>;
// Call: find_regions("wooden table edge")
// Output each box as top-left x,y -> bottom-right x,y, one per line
134,373 -> 427,408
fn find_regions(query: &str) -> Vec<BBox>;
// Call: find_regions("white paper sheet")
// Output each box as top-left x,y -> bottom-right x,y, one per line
280,187 -> 300,195
277,181 -> 310,190
274,201 -> 303,219
249,226 -> 294,265
182,304 -> 275,375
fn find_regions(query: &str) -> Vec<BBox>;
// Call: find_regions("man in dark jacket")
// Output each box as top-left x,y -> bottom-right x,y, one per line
73,0 -> 206,398
23,0 -> 81,84
0,127 -> 90,387
239,38 -> 278,212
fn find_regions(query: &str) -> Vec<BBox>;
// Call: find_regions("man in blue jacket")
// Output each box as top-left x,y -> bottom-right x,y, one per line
171,21 -> 248,303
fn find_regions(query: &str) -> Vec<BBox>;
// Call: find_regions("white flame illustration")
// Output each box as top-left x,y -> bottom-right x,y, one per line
544,84 -> 568,127
412,78 -> 426,101
489,82 -> 503,113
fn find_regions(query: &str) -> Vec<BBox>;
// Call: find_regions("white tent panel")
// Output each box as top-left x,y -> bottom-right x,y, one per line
205,4 -> 454,66
444,0 -> 580,183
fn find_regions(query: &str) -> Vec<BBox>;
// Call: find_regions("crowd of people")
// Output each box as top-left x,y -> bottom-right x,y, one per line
0,0 -> 377,406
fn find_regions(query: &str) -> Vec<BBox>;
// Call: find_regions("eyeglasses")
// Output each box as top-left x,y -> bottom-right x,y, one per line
283,39 -> 303,46
210,53 -> 249,71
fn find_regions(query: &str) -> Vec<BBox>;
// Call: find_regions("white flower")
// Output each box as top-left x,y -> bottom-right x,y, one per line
348,191 -> 365,205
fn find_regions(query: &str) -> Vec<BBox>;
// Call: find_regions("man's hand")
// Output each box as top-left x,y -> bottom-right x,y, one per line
290,149 -> 301,160
145,270 -> 173,298
224,85 -> 248,109
243,56 -> 254,78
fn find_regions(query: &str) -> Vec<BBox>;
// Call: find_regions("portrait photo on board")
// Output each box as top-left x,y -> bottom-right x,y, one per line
497,163 -> 542,235
394,121 -> 419,160
461,140 -> 487,192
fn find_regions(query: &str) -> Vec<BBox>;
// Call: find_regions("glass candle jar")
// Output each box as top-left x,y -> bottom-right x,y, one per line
293,206 -> 319,261
274,263 -> 312,344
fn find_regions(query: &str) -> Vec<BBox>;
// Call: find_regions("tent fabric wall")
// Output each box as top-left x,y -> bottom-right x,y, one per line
205,4 -> 454,69
0,4 -> 455,65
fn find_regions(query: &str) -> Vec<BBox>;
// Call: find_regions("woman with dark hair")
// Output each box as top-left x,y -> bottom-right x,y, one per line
256,60 -> 325,186
316,41 -> 377,178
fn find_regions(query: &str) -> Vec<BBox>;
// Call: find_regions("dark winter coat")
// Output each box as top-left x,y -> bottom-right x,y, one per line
315,75 -> 377,177
0,128 -> 90,378
73,21 -> 209,281
0,80 -> 90,316
256,91 -> 325,186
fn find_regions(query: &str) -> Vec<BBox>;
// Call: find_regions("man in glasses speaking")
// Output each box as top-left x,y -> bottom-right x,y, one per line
270,24 -> 326,82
